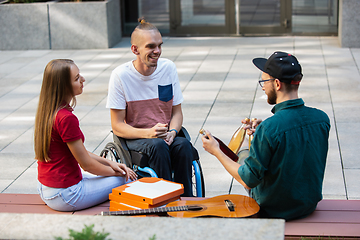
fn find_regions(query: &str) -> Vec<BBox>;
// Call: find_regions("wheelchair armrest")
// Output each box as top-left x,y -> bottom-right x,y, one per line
111,131 -> 132,167
179,127 -> 199,160
112,132 -> 129,152
112,132 -> 150,167
178,126 -> 191,141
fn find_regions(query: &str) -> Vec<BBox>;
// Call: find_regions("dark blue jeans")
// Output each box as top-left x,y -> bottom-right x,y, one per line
125,136 -> 194,197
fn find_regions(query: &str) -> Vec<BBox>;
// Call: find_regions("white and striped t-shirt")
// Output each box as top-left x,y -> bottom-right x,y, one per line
106,58 -> 183,128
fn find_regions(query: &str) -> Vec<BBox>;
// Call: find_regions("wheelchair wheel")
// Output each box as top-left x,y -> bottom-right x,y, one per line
100,142 -> 132,168
192,159 -> 205,197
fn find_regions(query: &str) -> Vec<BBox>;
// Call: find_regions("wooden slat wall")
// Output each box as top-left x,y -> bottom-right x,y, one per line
285,199 -> 360,238
0,193 -> 108,215
1,193 -> 360,238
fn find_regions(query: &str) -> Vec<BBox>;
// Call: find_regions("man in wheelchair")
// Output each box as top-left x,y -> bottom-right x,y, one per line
106,19 -> 196,197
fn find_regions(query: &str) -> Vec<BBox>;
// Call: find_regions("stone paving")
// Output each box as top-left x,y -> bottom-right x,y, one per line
0,36 -> 359,201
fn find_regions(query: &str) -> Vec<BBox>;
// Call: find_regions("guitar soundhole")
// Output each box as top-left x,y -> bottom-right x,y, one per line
187,205 -> 203,211
225,199 -> 235,212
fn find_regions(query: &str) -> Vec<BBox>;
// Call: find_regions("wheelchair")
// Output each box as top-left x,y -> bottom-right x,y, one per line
100,127 -> 205,197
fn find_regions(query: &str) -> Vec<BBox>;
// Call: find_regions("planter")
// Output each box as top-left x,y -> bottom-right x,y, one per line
338,0 -> 360,48
0,3 -> 49,50
0,0 -> 121,50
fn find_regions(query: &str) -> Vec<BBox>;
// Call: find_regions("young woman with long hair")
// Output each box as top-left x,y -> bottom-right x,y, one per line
34,59 -> 136,211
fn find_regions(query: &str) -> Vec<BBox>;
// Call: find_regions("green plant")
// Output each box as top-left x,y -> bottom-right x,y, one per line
55,224 -> 157,240
55,224 -> 111,240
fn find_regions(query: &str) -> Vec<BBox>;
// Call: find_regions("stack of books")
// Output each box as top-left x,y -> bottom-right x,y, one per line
109,177 -> 184,211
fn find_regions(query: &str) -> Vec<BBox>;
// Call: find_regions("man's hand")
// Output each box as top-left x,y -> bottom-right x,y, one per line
149,123 -> 168,139
164,130 -> 176,145
242,118 -> 262,136
201,130 -> 221,156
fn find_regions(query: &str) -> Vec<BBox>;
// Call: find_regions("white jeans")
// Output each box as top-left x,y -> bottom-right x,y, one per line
37,172 -> 130,211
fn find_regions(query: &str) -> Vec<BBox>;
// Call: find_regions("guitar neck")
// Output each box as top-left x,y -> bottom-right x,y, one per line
102,205 -> 191,216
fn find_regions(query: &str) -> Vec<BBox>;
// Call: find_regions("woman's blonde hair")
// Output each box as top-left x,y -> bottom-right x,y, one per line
34,59 -> 76,162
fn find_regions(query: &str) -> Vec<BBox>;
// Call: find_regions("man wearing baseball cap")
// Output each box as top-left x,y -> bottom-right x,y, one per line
202,51 -> 330,220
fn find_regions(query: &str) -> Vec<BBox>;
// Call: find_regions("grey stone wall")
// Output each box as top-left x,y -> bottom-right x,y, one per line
338,0 -> 360,48
0,0 -> 121,50
0,3 -> 50,50
105,0 -> 122,48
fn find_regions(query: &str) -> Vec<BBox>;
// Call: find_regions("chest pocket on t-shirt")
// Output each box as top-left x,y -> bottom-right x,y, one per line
158,84 -> 173,102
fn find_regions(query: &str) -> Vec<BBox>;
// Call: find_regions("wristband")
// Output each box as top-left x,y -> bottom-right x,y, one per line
169,129 -> 178,136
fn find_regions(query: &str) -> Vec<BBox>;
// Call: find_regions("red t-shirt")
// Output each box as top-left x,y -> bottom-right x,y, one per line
37,106 -> 84,188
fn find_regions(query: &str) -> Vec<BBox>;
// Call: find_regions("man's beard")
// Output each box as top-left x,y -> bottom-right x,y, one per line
267,86 -> 277,105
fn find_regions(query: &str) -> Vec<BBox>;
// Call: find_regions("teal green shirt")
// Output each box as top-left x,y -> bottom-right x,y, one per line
238,99 -> 330,220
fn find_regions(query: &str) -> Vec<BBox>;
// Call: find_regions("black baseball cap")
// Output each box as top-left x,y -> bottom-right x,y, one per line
252,51 -> 303,84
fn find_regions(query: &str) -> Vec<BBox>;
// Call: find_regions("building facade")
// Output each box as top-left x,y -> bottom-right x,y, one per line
1,0 -> 358,50
121,0 -> 339,37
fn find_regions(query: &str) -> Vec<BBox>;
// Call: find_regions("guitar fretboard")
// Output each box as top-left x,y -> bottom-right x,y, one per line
102,205 -> 204,216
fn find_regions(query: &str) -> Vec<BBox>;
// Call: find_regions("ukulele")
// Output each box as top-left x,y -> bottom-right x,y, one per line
101,194 -> 259,218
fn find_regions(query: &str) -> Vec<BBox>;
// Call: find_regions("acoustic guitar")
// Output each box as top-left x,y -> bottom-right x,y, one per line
101,194 -> 259,218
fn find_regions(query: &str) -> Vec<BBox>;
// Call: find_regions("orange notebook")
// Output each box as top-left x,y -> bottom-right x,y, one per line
110,201 -> 140,211
111,177 -> 184,205
109,193 -> 180,209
